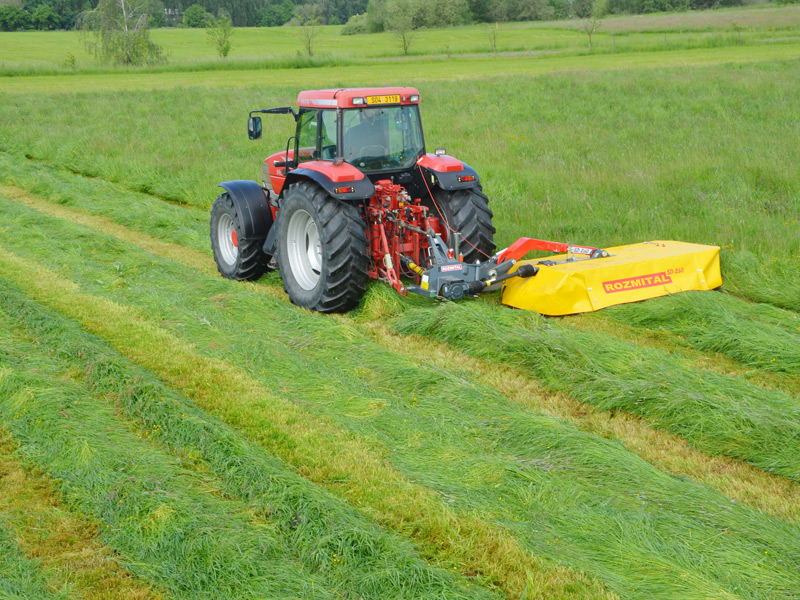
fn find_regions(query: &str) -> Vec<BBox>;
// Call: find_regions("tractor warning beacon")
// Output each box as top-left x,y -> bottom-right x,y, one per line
210,87 -> 722,315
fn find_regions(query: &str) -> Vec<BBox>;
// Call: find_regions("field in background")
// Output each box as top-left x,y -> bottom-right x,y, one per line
0,4 -> 798,74
1,9 -> 799,600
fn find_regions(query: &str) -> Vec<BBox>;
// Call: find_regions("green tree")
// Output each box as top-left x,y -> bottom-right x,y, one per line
0,4 -> 32,30
32,3 -> 61,28
80,0 -> 165,65
255,0 -> 293,26
181,2 -> 207,26
385,0 -> 414,55
295,4 -> 319,56
340,11 -> 366,34
580,17 -> 601,49
206,13 -> 232,57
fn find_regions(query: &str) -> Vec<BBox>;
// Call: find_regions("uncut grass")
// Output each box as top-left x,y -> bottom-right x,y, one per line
606,291 -> 800,375
4,200 -> 800,598
0,332 -> 359,600
0,526 -> 68,600
0,284 -> 498,600
4,43 -> 800,96
1,59 -> 797,307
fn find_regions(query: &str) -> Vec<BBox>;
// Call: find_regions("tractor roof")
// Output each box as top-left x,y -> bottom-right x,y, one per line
296,87 -> 421,110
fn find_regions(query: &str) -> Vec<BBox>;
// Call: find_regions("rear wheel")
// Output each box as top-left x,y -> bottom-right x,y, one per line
210,192 -> 273,280
277,181 -> 369,313
425,187 -> 496,264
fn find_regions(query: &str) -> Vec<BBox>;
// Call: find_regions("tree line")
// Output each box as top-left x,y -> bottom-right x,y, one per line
0,0 -> 760,33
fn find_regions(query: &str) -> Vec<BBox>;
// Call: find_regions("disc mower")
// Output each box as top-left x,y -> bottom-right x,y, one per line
210,87 -> 721,314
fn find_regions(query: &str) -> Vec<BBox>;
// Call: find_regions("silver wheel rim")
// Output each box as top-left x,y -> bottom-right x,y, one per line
287,209 -> 322,291
217,213 -> 238,266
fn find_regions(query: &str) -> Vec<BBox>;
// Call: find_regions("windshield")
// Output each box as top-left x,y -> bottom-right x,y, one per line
342,105 -> 424,171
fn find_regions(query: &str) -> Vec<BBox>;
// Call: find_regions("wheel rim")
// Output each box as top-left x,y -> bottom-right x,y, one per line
287,209 -> 322,291
217,213 -> 239,266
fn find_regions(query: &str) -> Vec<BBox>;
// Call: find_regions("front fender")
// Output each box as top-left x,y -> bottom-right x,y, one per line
218,180 -> 273,241
417,154 -> 481,191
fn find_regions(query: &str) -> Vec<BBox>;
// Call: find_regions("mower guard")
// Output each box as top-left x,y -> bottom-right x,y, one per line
501,240 -> 722,316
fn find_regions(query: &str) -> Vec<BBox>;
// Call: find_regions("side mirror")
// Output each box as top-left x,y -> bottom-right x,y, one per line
248,116 -> 262,140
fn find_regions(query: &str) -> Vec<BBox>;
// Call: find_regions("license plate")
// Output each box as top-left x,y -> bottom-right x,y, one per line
366,94 -> 401,105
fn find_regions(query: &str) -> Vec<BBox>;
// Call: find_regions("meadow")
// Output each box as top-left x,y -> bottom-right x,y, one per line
1,6 -> 800,600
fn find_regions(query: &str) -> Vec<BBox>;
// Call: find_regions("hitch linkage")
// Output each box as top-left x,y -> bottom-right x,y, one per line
404,231 -> 539,301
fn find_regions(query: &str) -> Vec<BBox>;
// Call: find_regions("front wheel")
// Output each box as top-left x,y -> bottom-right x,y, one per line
277,182 -> 369,313
210,193 -> 273,281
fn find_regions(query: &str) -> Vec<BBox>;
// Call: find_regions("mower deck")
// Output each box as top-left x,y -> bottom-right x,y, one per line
501,240 -> 722,316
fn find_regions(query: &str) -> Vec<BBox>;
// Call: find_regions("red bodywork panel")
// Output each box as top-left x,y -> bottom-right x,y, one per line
416,153 -> 464,173
297,87 -> 421,109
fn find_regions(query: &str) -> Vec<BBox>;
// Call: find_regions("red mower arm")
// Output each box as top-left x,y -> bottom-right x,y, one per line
496,238 -> 599,264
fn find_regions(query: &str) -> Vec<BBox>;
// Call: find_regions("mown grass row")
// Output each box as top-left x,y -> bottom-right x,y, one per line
9,178 -> 800,525
0,329 -> 344,600
605,292 -> 800,375
366,312 -> 800,522
394,301 -> 800,480
0,307 -> 508,600
0,282 -> 506,600
2,197 -> 800,599
0,426 -> 162,600
0,222 -> 612,600
0,525 -> 68,600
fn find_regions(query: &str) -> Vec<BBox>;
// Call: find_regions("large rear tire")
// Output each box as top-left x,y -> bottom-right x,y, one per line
277,181 -> 369,313
210,192 -> 273,281
426,187 -> 496,264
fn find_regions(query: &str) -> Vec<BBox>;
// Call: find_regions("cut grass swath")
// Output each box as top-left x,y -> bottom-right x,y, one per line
606,291 -> 800,375
9,181 -> 800,524
0,253 -> 611,599
0,283 -> 502,600
1,320 -> 447,600
365,317 -> 800,523
393,302 -> 800,482
0,524 -> 69,600
2,203 -> 800,598
0,426 -> 163,600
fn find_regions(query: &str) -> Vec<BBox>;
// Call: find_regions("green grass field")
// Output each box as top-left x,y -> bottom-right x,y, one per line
1,6 -> 800,599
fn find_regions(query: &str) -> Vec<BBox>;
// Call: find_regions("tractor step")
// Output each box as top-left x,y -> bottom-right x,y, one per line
500,240 -> 722,316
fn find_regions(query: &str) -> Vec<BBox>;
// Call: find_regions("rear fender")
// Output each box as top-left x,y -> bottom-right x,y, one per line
218,180 -> 274,242
283,161 -> 374,201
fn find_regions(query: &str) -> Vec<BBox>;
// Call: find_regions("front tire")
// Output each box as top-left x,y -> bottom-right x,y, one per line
210,193 -> 273,281
425,187 -> 496,264
277,182 -> 369,313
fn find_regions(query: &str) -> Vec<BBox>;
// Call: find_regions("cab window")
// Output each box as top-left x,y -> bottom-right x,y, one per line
319,110 -> 337,160
296,110 -> 317,163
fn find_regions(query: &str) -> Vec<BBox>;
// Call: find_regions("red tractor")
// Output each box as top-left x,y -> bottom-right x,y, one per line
210,87 -> 721,315
209,86 -> 533,312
